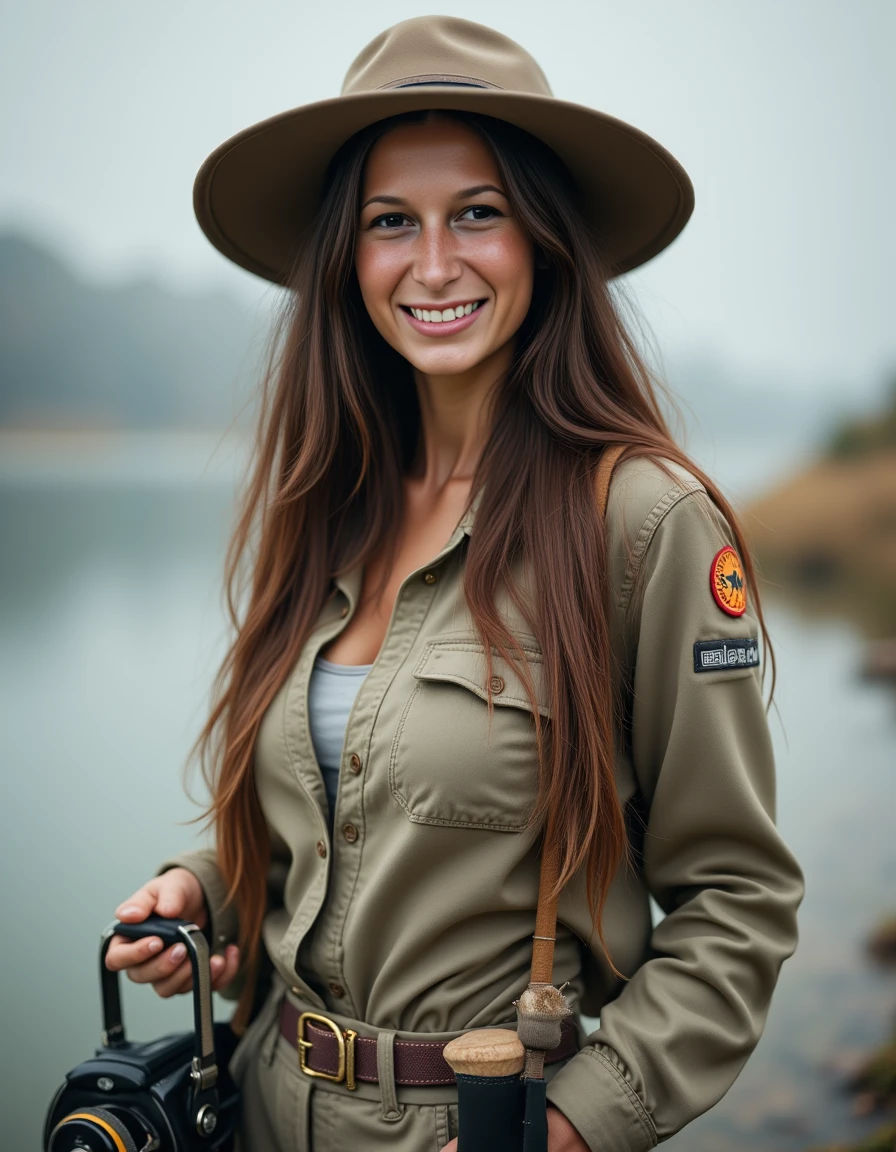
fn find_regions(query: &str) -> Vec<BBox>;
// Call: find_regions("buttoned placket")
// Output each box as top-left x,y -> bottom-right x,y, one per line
284,493 -> 483,1016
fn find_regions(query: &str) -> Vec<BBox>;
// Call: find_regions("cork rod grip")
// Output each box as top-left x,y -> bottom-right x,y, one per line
443,1029 -> 526,1078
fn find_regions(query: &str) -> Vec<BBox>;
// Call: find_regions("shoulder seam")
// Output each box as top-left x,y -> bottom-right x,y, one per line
617,483 -> 704,615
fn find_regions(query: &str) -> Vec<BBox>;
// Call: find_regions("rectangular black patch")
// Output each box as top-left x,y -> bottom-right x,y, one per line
694,638 -> 760,673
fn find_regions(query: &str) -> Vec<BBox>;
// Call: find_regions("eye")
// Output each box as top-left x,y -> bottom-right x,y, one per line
459,205 -> 502,222
369,213 -> 412,229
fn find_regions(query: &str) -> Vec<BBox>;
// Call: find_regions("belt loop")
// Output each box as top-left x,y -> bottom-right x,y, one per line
376,1030 -> 403,1122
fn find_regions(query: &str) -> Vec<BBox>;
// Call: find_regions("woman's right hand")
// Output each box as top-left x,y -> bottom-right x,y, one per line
104,868 -> 240,998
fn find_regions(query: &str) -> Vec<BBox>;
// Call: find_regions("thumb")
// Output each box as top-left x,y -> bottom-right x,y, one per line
153,871 -> 195,920
154,868 -> 207,927
115,880 -> 162,922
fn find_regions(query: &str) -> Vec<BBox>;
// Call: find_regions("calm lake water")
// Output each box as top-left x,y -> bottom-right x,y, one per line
1,434 -> 894,1150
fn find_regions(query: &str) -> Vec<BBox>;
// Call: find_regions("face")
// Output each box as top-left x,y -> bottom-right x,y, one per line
354,117 -> 535,380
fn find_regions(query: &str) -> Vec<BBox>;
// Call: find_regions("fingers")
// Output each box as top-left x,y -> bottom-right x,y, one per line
134,944 -> 241,998
123,941 -> 191,987
152,953 -> 194,999
109,938 -> 240,999
152,943 -> 241,997
211,945 -> 241,992
107,868 -> 236,1001
151,869 -> 207,925
104,932 -> 165,973
106,879 -> 168,977
114,869 -> 207,931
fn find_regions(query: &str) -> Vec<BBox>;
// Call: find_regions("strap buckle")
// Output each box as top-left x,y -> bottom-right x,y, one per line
296,1012 -> 358,1090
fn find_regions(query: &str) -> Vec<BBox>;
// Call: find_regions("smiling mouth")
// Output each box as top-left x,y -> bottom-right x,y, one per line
399,299 -> 486,323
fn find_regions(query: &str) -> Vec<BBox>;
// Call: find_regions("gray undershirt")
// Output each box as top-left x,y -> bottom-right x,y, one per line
307,655 -> 373,830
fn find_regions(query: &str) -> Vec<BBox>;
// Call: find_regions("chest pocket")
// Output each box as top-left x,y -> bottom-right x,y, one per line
389,638 -> 550,831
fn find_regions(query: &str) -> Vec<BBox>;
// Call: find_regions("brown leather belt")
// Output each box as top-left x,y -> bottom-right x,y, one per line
280,1000 -> 578,1088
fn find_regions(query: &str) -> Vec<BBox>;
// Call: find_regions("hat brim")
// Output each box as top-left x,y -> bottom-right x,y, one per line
193,87 -> 694,284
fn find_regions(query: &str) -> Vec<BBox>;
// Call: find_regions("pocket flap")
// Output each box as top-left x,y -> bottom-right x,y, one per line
412,639 -> 551,718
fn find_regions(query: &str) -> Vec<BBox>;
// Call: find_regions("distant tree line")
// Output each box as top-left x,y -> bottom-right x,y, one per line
0,231 -> 268,429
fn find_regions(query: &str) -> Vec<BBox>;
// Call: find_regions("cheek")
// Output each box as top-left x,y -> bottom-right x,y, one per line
355,243 -> 403,321
476,233 -> 534,318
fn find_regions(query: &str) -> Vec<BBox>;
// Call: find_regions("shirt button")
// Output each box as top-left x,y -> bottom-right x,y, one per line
340,606 -> 348,618
342,823 -> 359,843
316,840 -> 327,858
422,571 -> 438,585
349,752 -> 362,774
489,675 -> 505,694
328,981 -> 345,998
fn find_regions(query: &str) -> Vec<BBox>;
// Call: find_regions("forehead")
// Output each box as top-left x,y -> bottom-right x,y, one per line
361,118 -> 502,195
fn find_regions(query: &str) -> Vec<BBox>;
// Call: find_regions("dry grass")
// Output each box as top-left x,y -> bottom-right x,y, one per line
744,451 -> 896,636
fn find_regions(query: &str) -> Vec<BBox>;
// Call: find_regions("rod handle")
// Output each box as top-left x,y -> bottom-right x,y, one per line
443,1029 -> 525,1077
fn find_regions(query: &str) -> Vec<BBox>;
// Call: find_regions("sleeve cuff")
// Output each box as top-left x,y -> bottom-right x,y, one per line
157,849 -> 239,954
546,1044 -> 657,1152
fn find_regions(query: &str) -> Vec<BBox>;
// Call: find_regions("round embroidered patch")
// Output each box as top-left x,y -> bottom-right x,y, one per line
710,545 -> 747,616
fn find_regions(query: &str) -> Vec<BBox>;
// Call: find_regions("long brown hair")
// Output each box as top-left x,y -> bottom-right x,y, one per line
191,109 -> 773,1029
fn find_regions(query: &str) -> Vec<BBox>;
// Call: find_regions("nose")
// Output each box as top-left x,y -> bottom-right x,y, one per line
412,221 -> 462,293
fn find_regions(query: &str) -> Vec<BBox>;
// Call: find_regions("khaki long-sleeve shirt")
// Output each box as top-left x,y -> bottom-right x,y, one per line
161,457 -> 805,1151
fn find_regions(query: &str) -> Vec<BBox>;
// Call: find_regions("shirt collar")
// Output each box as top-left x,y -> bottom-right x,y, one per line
458,483 -> 484,537
333,484 -> 482,607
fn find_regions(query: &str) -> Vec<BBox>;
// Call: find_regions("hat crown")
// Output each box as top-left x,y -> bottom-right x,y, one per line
341,16 -> 553,98
194,17 -> 694,285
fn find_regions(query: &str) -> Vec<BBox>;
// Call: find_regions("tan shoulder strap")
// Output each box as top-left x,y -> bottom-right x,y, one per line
528,443 -> 626,987
595,442 -> 627,520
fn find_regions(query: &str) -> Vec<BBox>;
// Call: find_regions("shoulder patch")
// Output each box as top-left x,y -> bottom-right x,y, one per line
710,545 -> 747,616
694,638 -> 760,673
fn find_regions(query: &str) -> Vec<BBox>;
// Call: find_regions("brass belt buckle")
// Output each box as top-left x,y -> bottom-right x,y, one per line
296,1011 -> 358,1090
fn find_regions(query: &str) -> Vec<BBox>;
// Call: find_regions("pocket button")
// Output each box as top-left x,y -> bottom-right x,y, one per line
489,676 -> 505,694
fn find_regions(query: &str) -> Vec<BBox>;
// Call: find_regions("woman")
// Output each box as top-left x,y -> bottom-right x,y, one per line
106,16 -> 805,1152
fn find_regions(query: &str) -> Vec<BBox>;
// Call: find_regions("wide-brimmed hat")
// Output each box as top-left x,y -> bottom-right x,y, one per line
193,15 -> 694,284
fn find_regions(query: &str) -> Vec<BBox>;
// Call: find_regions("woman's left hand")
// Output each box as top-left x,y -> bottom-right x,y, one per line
438,1105 -> 590,1151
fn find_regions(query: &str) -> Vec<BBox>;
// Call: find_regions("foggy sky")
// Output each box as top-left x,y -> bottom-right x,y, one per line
1,0 -> 893,391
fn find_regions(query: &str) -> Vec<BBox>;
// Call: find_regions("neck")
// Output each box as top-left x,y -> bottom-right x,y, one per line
409,343 -> 512,489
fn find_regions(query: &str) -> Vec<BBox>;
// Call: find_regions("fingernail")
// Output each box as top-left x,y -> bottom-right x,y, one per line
170,943 -> 187,963
147,938 -> 163,954
211,955 -> 223,970
118,905 -> 141,917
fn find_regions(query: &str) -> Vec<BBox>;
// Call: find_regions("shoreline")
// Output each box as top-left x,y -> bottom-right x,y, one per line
0,427 -> 249,485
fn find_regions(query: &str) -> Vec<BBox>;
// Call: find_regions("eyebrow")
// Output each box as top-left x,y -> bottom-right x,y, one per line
360,184 -> 508,211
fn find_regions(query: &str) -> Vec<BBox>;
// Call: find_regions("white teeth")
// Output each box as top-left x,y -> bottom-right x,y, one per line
409,301 -> 482,322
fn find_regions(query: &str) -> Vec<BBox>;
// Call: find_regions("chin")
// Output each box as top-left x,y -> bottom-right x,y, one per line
403,347 -> 486,377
